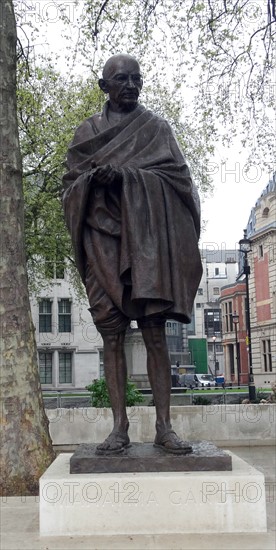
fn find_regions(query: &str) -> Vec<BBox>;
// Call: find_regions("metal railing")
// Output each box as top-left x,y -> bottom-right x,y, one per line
42,384 -> 269,408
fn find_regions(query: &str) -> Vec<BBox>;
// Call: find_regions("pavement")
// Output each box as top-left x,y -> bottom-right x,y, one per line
1,446 -> 275,550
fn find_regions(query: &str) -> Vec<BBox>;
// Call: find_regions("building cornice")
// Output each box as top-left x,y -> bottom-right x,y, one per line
249,225 -> 276,243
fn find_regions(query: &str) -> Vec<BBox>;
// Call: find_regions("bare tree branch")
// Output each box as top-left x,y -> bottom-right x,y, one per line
93,0 -> 111,37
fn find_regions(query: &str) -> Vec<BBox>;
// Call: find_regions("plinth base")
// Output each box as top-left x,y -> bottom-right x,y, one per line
40,452 -> 267,536
70,441 -> 232,473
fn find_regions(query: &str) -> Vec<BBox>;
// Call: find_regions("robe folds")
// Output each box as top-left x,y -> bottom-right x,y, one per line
62,102 -> 203,324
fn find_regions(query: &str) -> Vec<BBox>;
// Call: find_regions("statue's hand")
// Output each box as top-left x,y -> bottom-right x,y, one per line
90,164 -> 122,187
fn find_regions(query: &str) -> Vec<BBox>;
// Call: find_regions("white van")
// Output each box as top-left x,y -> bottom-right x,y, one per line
180,373 -> 216,388
196,374 -> 216,387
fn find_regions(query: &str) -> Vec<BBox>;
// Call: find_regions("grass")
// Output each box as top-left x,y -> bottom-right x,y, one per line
43,392 -> 91,398
42,387 -> 271,398
182,387 -> 271,395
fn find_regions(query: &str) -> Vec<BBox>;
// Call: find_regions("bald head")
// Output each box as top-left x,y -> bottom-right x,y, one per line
102,54 -> 140,80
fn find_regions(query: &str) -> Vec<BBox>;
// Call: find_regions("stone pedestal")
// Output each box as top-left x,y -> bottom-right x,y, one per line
40,452 -> 267,536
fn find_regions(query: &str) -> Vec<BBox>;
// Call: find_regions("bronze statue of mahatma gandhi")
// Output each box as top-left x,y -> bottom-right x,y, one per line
62,54 -> 202,455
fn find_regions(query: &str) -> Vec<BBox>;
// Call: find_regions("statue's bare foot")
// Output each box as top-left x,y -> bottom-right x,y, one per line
96,431 -> 130,455
154,430 -> 192,455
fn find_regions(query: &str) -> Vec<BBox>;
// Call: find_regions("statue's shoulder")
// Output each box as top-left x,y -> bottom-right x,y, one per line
71,113 -> 100,145
79,112 -> 103,130
143,107 -> 172,130
87,111 -> 104,127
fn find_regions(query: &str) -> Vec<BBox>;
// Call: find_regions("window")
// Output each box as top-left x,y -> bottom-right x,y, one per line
197,288 -> 203,295
39,352 -> 52,384
44,247 -> 65,279
229,344 -> 235,375
224,303 -> 228,331
196,302 -> 202,309
262,340 -> 272,372
259,244 -> 264,258
58,299 -> 71,333
215,268 -> 219,276
224,301 -> 233,332
59,352 -> 72,383
216,344 -> 223,353
187,307 -> 195,335
55,261 -> 65,279
44,261 -> 64,279
47,263 -> 64,279
166,321 -> 178,335
39,299 -> 52,332
208,342 -> 223,353
99,349 -> 104,378
204,309 -> 222,337
262,207 -> 269,218
213,287 -> 220,295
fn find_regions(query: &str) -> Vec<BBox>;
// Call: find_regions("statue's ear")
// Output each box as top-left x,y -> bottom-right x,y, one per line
98,78 -> 108,94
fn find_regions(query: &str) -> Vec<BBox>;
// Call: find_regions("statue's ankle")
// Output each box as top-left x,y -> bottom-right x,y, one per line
113,419 -> 129,433
155,419 -> 172,435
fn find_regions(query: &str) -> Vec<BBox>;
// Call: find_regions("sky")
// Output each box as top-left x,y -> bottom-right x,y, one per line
200,146 -> 271,250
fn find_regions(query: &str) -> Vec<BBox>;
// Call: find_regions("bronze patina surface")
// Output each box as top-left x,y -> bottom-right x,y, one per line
62,54 -> 203,456
70,442 -> 232,474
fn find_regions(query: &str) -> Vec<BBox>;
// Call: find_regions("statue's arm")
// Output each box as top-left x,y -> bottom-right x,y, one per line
89,162 -> 123,188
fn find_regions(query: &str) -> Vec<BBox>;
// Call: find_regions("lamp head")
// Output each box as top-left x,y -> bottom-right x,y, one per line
232,311 -> 239,325
239,229 -> 251,253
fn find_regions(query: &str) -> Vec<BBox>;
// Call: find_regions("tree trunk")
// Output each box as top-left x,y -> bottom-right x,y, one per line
0,0 -> 55,496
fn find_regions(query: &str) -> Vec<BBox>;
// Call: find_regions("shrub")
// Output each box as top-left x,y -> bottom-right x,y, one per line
86,378 -> 144,408
193,395 -> 212,406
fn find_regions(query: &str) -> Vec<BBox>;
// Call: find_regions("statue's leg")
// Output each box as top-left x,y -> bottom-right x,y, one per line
141,323 -> 192,454
84,256 -> 131,453
96,330 -> 130,453
141,324 -> 172,434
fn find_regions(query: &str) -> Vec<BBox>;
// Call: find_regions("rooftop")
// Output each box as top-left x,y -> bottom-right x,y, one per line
200,248 -> 239,263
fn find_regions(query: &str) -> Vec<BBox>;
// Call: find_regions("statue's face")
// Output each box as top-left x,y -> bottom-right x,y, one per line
99,56 -> 143,112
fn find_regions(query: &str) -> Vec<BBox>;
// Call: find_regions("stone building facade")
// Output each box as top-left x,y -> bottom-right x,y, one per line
220,281 -> 248,384
220,174 -> 275,388
246,174 -> 276,388
188,248 -> 239,376
30,276 -> 103,390
30,249 -> 240,389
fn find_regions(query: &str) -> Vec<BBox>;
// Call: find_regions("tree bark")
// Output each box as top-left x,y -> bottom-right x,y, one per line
0,0 -> 55,496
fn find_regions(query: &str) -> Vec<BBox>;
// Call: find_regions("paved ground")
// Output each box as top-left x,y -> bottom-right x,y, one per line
1,446 -> 275,550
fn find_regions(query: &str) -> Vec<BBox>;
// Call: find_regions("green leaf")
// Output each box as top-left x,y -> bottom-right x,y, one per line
86,378 -> 144,407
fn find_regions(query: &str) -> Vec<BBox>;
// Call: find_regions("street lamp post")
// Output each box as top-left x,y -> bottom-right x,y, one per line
232,312 -> 241,387
212,335 -> 217,378
239,230 -> 256,401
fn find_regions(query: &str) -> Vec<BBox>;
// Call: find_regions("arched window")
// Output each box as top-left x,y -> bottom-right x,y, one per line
262,207 -> 269,218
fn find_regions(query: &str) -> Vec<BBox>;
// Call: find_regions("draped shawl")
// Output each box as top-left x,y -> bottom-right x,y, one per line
62,103 -> 202,323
